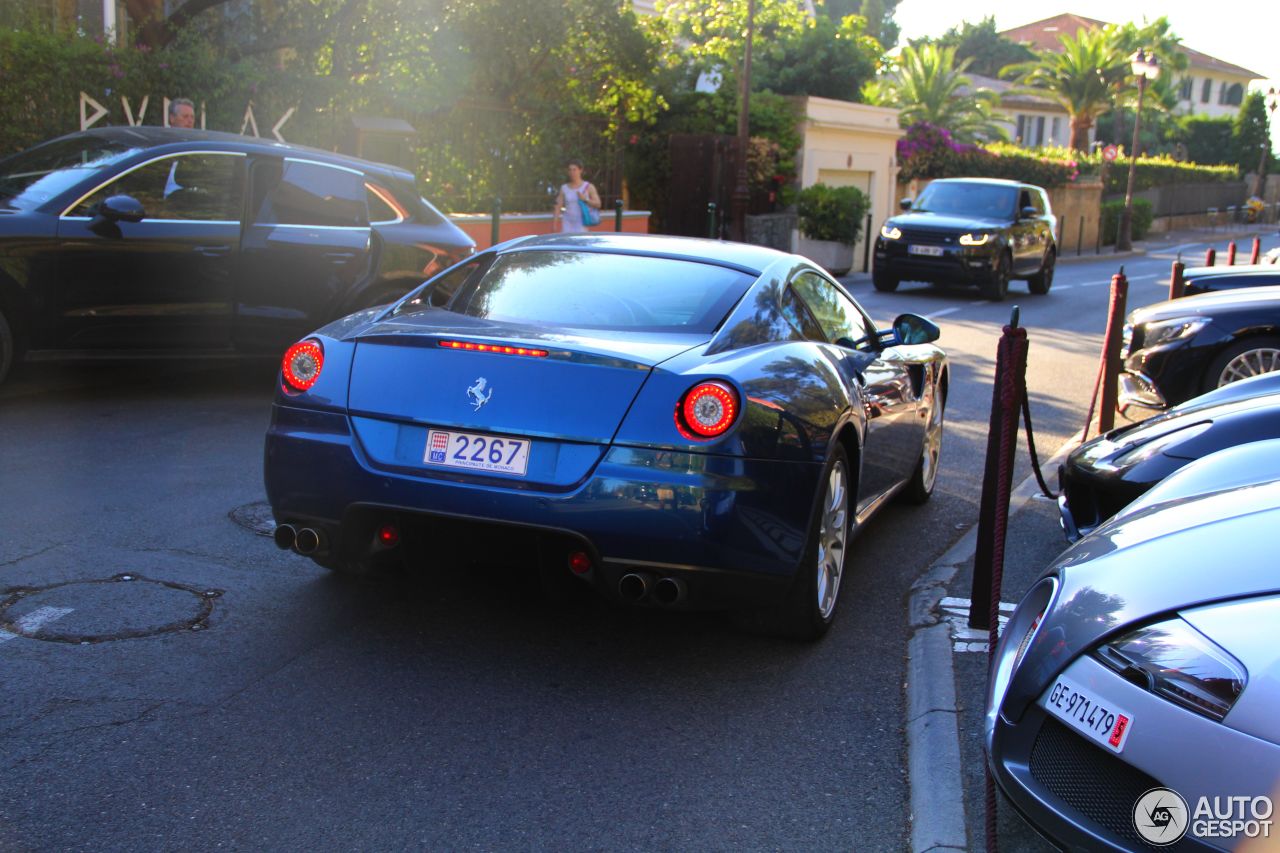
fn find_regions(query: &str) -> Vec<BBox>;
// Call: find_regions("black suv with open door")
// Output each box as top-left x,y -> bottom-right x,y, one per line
872,178 -> 1056,300
0,126 -> 474,384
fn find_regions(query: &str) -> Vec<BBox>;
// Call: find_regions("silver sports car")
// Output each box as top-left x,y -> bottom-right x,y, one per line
987,440 -> 1280,851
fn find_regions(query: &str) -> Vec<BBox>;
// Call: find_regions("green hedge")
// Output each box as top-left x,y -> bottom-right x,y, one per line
1099,198 -> 1154,245
797,183 -> 870,243
1098,157 -> 1239,194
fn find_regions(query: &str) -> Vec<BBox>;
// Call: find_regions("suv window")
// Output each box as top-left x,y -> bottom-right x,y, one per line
70,153 -> 244,221
790,272 -> 876,348
366,182 -> 407,224
251,159 -> 369,228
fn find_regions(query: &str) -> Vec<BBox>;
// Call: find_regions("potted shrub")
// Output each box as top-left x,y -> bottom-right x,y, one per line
796,183 -> 870,275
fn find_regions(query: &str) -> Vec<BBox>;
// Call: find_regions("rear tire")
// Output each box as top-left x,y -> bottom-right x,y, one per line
1203,336 -> 1280,393
980,252 -> 1011,301
1027,248 -> 1055,295
0,307 -> 12,386
768,445 -> 854,641
872,271 -> 899,292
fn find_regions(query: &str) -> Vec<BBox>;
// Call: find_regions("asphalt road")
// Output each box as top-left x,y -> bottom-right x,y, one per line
0,228 -> 1275,851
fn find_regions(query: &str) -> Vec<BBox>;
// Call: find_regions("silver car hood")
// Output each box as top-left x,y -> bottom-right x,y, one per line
1004,464 -> 1280,720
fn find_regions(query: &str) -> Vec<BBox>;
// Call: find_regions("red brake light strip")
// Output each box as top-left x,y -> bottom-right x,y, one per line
438,340 -> 548,358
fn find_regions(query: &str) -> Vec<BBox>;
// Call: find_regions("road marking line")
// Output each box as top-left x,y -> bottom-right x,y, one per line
1081,280 -> 1110,286
1126,273 -> 1158,281
0,606 -> 74,645
926,307 -> 962,319
1055,284 -> 1074,290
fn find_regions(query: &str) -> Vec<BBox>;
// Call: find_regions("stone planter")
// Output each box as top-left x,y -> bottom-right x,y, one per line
797,236 -> 855,275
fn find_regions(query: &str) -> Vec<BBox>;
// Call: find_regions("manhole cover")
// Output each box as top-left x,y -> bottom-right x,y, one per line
0,575 -> 222,644
230,500 -> 276,537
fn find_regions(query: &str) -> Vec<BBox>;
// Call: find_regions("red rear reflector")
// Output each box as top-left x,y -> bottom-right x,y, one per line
377,524 -> 400,547
438,340 -> 548,358
282,340 -> 324,392
568,551 -> 593,575
678,381 -> 739,438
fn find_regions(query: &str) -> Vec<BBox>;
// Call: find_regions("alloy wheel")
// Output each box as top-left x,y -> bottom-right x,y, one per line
1217,347 -> 1280,386
815,460 -> 849,619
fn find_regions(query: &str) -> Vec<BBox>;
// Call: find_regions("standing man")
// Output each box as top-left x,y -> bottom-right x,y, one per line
168,98 -> 196,129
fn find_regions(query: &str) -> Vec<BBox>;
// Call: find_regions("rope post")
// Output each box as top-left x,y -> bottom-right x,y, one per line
1169,257 -> 1186,300
1205,247 -> 1216,267
1096,270 -> 1129,434
614,199 -> 624,232
707,202 -> 717,239
1227,241 -> 1237,266
490,196 -> 502,248
1251,237 -> 1261,265
1076,215 -> 1084,256
863,213 -> 873,273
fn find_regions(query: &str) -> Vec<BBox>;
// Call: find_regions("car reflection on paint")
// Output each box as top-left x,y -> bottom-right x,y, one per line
264,233 -> 949,640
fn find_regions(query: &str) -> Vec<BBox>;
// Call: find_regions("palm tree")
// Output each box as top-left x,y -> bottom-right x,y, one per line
1003,28 -> 1130,152
869,44 -> 1008,143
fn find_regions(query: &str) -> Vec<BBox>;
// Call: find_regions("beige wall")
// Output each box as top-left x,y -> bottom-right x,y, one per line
793,97 -> 905,272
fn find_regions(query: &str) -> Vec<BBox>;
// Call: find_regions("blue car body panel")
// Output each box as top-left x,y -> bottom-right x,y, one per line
264,234 -> 947,608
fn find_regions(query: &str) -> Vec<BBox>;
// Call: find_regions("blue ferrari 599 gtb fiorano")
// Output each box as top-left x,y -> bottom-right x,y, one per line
264,233 -> 948,639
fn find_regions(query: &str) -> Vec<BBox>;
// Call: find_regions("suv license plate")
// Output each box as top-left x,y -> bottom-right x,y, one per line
1043,672 -> 1135,753
424,429 -> 531,476
908,244 -> 944,257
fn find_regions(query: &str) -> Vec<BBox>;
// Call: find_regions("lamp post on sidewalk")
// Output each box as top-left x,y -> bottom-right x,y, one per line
1253,87 -> 1278,201
1116,50 -> 1160,252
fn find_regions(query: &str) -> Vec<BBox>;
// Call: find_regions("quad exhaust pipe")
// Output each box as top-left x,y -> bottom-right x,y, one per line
618,572 -> 687,606
273,523 -> 297,551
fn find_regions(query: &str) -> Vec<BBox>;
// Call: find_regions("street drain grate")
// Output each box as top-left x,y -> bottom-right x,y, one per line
0,574 -> 223,644
229,500 -> 276,537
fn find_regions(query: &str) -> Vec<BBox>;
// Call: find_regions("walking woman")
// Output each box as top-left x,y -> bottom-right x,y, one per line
553,159 -> 601,233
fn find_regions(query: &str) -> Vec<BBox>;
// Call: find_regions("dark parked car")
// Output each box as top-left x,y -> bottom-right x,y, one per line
1058,371 -> 1280,541
265,233 -> 949,640
988,440 -> 1280,851
0,126 -> 474,383
872,178 -> 1057,300
1120,285 -> 1280,411
1182,263 -> 1280,296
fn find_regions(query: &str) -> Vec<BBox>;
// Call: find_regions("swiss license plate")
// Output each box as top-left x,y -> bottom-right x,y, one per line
424,429 -> 531,476
1044,672 -> 1135,753
908,244 -> 944,257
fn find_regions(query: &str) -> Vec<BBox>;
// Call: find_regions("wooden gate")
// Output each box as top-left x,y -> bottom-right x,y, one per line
666,133 -> 740,238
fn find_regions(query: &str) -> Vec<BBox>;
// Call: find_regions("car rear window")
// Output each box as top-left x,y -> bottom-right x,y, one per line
915,182 -> 1017,218
448,250 -> 754,332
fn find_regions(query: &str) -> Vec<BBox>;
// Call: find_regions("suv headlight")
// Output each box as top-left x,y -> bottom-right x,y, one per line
880,225 -> 902,240
959,233 -> 992,246
1139,317 -> 1209,349
1094,617 -> 1246,721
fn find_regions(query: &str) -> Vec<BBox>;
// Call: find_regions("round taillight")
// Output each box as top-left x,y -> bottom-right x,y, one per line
678,381 -> 739,438
568,551 -> 592,575
377,524 -> 400,547
282,340 -> 323,392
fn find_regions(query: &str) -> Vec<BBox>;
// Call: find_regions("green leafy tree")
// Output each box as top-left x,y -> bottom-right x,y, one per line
1232,91 -> 1274,176
753,14 -> 882,101
1171,115 -> 1235,165
1004,27 -> 1130,151
819,0 -> 899,49
650,0 -> 810,78
918,16 -> 1034,79
869,43 -> 1008,143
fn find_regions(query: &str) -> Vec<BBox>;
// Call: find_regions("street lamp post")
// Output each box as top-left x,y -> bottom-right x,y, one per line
1116,50 -> 1160,252
1253,87 -> 1278,201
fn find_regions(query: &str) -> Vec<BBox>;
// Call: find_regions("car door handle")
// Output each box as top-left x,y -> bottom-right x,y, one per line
323,251 -> 358,262
194,245 -> 231,256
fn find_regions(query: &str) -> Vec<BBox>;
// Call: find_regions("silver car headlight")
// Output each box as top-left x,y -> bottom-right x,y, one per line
1139,317 -> 1209,349
1093,617 -> 1246,721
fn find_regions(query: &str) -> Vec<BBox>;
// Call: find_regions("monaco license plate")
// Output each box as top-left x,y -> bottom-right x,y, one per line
424,429 -> 531,476
908,244 -> 944,257
1044,672 -> 1135,753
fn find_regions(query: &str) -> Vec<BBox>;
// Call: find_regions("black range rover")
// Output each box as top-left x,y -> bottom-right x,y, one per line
872,178 -> 1057,300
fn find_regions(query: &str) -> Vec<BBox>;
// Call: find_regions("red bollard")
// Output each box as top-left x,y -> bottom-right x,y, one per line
1169,259 -> 1185,300
1251,238 -> 1261,265
1205,248 -> 1217,267
1083,269 -> 1130,442
1227,241 -> 1237,266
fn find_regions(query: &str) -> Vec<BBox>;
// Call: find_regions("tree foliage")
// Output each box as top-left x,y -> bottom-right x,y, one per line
868,43 -> 1008,143
753,14 -> 881,101
1232,91 -> 1274,176
915,16 -> 1033,79
1003,27 -> 1130,151
819,0 -> 899,50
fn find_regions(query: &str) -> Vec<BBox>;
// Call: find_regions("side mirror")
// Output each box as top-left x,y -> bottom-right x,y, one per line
1020,205 -> 1038,220
94,194 -> 146,223
899,198 -> 913,211
890,313 -> 941,346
